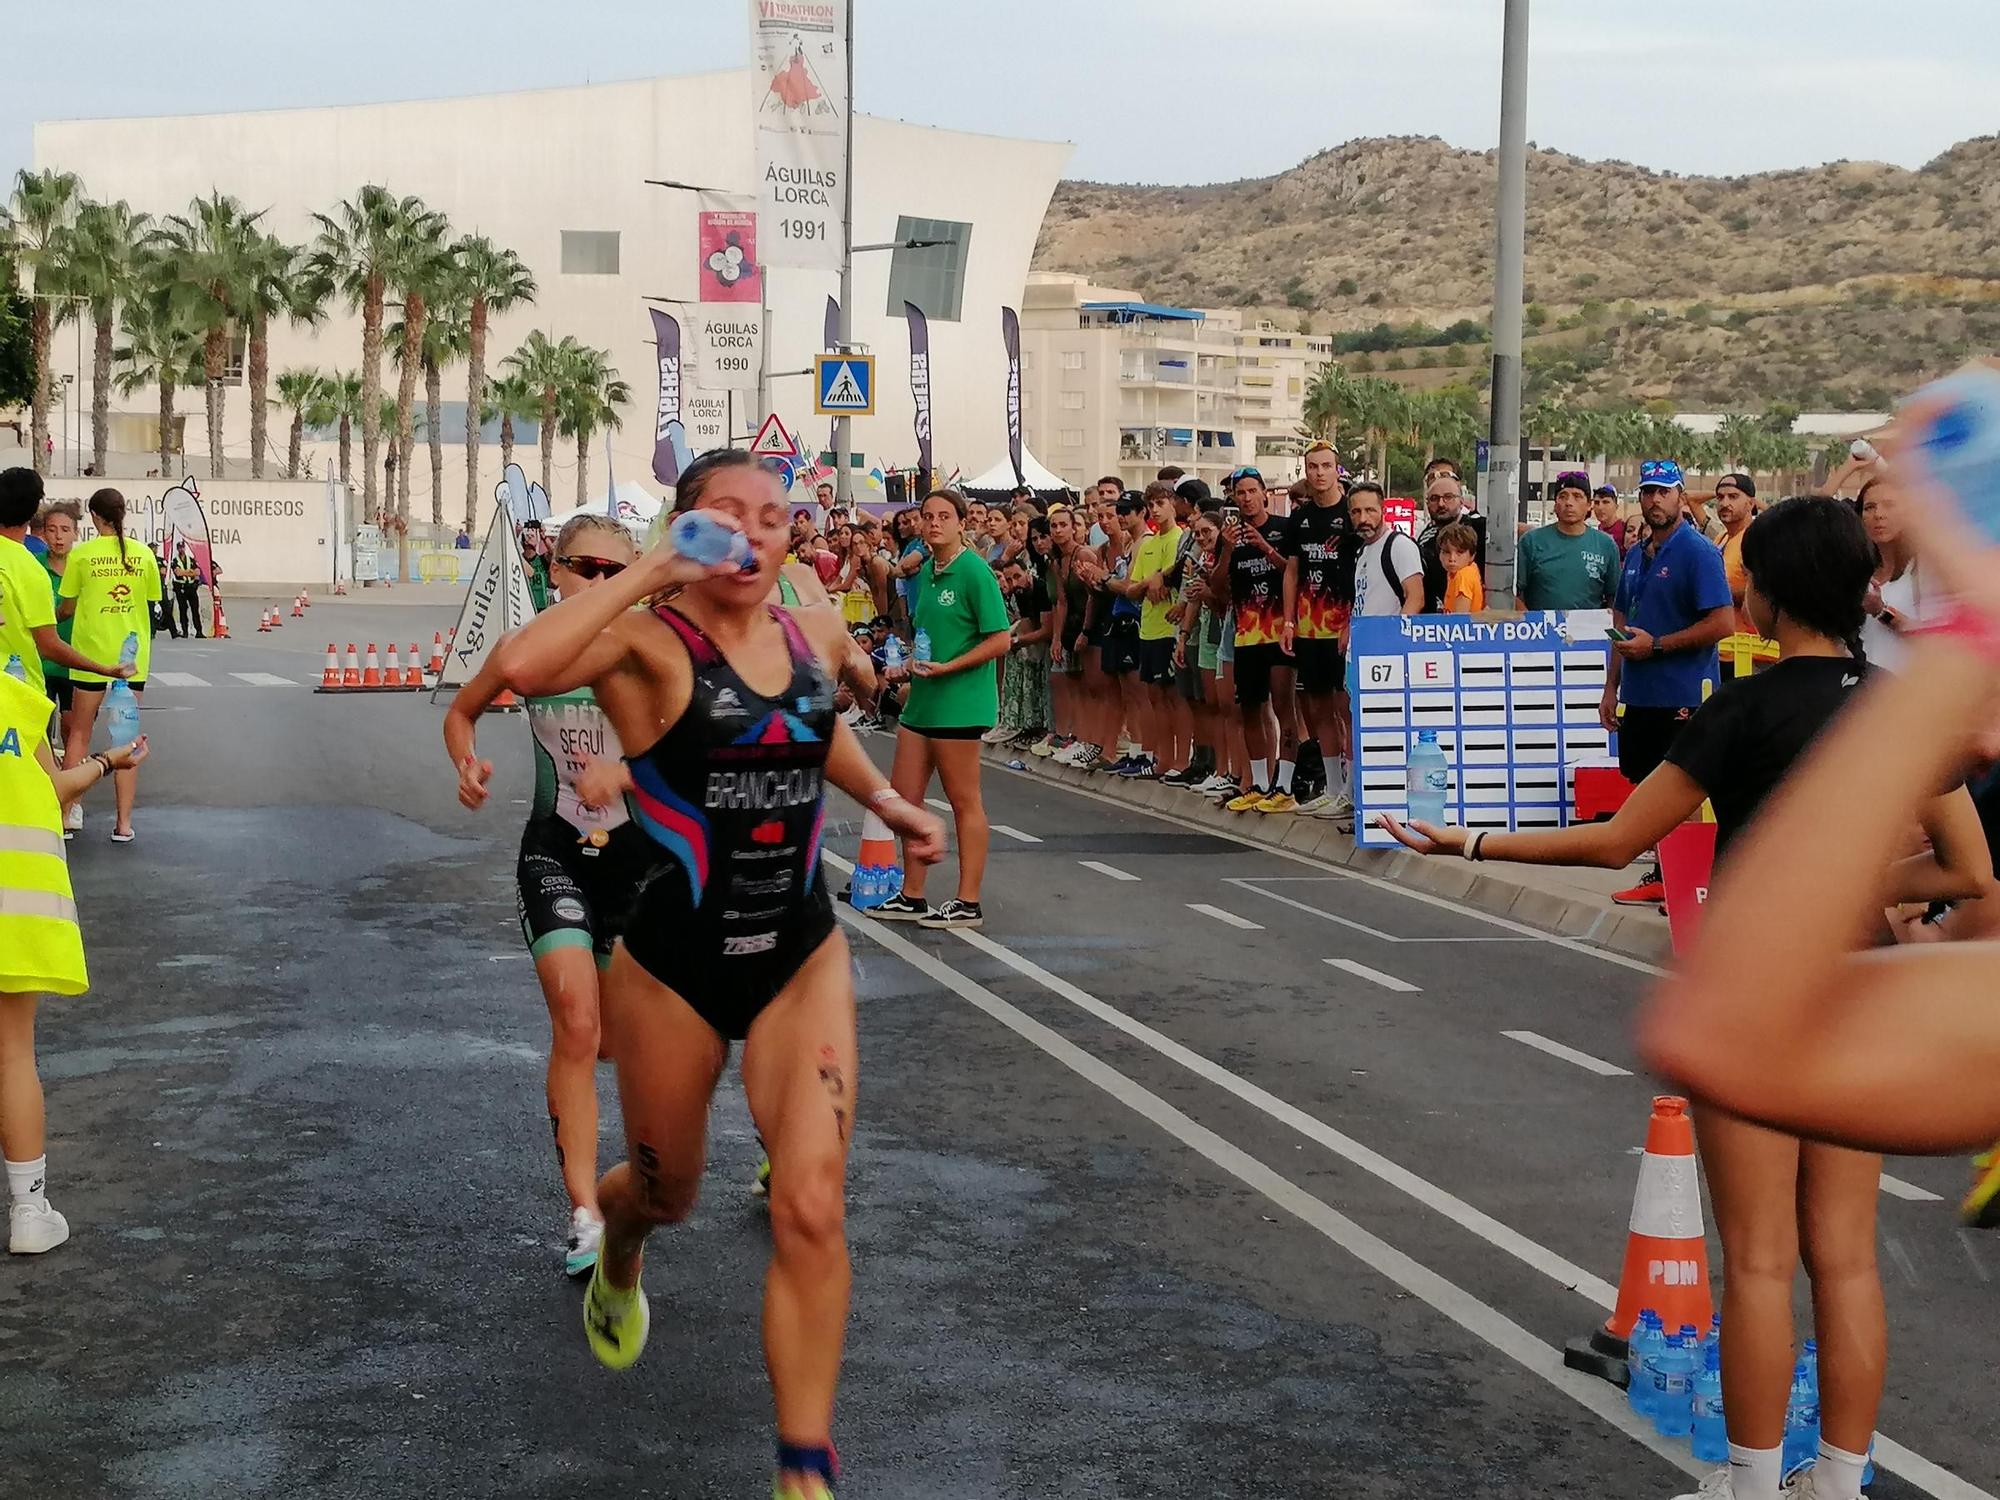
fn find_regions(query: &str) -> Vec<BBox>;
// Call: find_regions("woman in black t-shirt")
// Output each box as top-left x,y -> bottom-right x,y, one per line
1381,498 -> 1990,1500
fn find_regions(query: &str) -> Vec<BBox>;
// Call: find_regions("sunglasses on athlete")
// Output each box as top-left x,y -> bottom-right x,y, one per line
556,555 -> 628,580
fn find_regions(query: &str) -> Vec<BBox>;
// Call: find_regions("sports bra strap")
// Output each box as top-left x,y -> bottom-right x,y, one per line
769,604 -> 816,664
650,602 -> 721,667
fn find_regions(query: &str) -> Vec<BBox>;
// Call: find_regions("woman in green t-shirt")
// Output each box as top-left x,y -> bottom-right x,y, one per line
870,491 -> 1012,930
59,490 -> 162,843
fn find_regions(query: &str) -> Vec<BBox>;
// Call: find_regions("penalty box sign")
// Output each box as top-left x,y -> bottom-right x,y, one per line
814,353 -> 875,415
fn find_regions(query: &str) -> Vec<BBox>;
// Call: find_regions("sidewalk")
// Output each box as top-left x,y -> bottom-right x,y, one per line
219,582 -> 466,607
980,742 -> 1675,964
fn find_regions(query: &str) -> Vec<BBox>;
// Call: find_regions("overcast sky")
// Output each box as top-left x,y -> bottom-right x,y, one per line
7,0 -> 1995,192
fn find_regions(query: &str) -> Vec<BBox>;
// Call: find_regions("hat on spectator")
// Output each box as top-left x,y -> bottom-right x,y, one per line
1594,483 -> 1618,498
1719,472 -> 1757,498
1638,459 -> 1686,490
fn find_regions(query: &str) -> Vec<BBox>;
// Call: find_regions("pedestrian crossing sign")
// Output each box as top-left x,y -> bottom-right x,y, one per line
814,354 -> 875,416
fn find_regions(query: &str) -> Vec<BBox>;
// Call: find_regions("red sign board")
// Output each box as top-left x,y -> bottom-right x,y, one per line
1384,497 -> 1420,538
698,211 -> 761,304
1658,821 -> 1719,955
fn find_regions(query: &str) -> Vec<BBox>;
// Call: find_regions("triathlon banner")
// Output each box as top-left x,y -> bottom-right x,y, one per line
693,192 -> 764,394
649,308 -> 692,487
1001,306 -> 1025,487
750,0 -> 846,271
161,477 -> 215,587
497,462 -> 550,524
907,301 -> 933,496
433,504 -> 536,697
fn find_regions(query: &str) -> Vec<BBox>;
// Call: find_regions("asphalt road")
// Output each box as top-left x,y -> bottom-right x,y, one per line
5,601 -> 1994,1500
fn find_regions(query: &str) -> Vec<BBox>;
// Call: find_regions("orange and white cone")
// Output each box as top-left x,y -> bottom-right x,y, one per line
270,600 -> 283,628
1564,1095 -> 1713,1386
428,632 -> 446,676
257,607 -> 272,633
318,643 -> 341,690
847,809 -> 904,909
213,601 -> 230,639
404,645 -> 424,688
360,644 -> 384,689
291,594 -> 305,618
383,642 -> 403,685
300,588 -> 311,609
341,643 -> 362,688
489,686 -> 520,711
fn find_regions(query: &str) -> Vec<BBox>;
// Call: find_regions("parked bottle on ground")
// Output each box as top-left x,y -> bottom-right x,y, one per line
1782,1354 -> 1821,1476
1627,1310 -> 1665,1418
1651,1328 -> 1697,1438
667,510 -> 754,570
1690,1341 -> 1727,1464
1407,729 -> 1449,825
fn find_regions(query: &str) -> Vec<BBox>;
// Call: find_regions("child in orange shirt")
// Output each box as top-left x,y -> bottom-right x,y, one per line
1438,522 -> 1484,613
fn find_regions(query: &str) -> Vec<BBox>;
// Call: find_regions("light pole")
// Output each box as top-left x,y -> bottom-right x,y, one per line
1485,0 -> 1530,602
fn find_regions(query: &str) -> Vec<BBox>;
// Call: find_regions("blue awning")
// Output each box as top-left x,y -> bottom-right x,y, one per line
1166,428 -> 1194,443
1081,300 -> 1205,324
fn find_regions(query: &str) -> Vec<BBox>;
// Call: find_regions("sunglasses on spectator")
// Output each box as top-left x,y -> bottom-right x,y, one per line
556,555 -> 627,580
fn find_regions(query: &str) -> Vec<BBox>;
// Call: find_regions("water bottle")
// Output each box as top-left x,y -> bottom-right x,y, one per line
1690,1341 -> 1728,1464
1863,1437 -> 1876,1487
1651,1328 -> 1697,1439
3,653 -> 25,682
855,863 -> 882,911
1406,729 -> 1448,825
1782,1356 -> 1821,1476
913,628 -> 933,667
667,509 -> 754,571
884,635 -> 905,672
119,631 -> 140,672
1627,1310 -> 1665,1417
106,678 -> 141,747
1908,366 -> 2000,546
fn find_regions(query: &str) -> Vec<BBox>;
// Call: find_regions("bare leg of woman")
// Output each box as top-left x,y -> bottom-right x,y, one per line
1798,1139 -> 1887,1465
1696,1105 -> 1802,1468
0,993 -> 45,1164
931,737 -> 989,904
742,931 -> 857,1480
533,946 -> 604,1212
63,689 -> 100,790
888,727 -> 937,902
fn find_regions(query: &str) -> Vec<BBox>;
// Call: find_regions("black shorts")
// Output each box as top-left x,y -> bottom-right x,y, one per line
1233,642 -> 1291,707
619,865 -> 839,1041
1100,619 -> 1140,676
905,723 -> 988,740
1137,636 -> 1176,686
46,678 -> 73,711
516,818 -> 655,962
72,679 -> 144,696
1618,705 -> 1694,785
1175,660 -> 1204,702
1295,637 -> 1347,697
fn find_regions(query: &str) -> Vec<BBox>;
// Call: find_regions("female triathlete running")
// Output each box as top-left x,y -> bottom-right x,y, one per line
494,448 -> 943,1500
444,512 -> 648,1277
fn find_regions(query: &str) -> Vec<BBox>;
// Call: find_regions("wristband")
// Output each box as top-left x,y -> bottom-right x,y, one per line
868,788 -> 904,808
1910,605 -> 2000,667
1461,829 -> 1489,862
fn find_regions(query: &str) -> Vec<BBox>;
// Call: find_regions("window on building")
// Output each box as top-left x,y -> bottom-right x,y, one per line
885,216 -> 973,322
1059,428 -> 1085,448
1063,351 -> 1085,371
561,230 -> 622,275
1059,391 -> 1085,410
221,329 -> 248,386
1021,350 -> 1034,368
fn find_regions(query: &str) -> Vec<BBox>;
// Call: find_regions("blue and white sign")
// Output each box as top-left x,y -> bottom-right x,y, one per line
814,353 -> 875,415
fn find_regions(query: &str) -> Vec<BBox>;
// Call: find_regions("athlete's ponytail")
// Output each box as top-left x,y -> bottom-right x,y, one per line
89,487 -> 134,573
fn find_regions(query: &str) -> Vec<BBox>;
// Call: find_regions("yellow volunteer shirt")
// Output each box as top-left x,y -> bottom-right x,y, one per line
0,535 -> 56,696
1134,525 -> 1183,642
59,536 -> 162,684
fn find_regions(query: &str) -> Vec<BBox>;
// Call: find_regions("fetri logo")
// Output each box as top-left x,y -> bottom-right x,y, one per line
108,583 -> 132,605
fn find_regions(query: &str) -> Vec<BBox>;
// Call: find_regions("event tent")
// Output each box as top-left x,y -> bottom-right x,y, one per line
958,448 -> 1074,503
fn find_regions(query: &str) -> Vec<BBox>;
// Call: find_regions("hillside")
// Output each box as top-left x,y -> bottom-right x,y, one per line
1034,136 -> 2000,408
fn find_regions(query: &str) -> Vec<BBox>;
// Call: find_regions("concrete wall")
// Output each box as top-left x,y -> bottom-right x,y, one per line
40,476 -> 342,587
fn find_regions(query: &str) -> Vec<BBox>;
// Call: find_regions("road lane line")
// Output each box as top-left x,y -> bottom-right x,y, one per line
1502,1029 -> 1632,1077
1187,902 -> 1262,930
924,798 -> 952,813
1325,958 -> 1421,993
1078,860 -> 1140,882
1227,878 -> 1537,943
148,671 -> 210,688
1879,1174 -> 1945,1204
990,823 -> 1042,843
230,672 -> 298,687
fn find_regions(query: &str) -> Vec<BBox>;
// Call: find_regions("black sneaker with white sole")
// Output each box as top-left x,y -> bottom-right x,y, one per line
868,893 -> 934,921
919,899 -> 984,929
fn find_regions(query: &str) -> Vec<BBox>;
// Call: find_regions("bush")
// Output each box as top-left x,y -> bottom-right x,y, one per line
1579,299 -> 1607,324
1335,276 -> 1359,296
1364,290 -> 1384,306
1572,272 -> 1599,289
1351,352 -> 1375,371
1525,303 -> 1549,329
1723,211 -> 1752,233
1383,353 -> 1405,370
1285,287 -> 1313,310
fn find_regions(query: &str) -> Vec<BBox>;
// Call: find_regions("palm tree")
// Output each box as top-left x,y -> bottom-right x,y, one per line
484,369 -> 539,482
305,187 -> 441,522
237,231 -> 305,479
62,199 -> 148,475
387,212 -> 451,523
556,345 -> 630,509
2,169 -> 85,473
112,293 -> 202,478
1715,412 -> 1760,469
1300,362 -> 1352,443
503,330 -> 577,497
155,192 -> 268,478
422,295 -> 468,527
274,368 -> 332,478
322,370 -> 363,486
1525,394 -> 1573,478
452,236 -> 536,532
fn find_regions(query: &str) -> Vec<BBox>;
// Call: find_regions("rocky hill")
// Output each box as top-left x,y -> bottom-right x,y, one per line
1034,135 -> 2000,408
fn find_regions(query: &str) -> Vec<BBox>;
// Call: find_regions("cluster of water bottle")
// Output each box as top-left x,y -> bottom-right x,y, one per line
848,860 -> 900,910
6,633 -> 141,746
1629,1311 -> 1870,1483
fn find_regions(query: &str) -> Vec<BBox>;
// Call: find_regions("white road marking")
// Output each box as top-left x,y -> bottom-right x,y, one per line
1325,957 -> 1421,993
990,823 -> 1042,843
924,797 -> 952,813
1879,1174 -> 1945,1204
230,672 -> 297,687
1188,902 -> 1262,930
147,671 -> 210,688
1078,860 -> 1140,882
1227,878 -> 1538,943
1502,1029 -> 1632,1077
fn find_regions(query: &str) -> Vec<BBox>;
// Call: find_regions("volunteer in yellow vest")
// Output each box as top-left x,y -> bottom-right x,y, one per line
59,489 -> 162,844
0,470 -> 131,708
0,664 -> 147,1254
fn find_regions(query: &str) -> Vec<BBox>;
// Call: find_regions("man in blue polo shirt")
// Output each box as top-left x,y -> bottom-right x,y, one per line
1600,458 -> 1736,905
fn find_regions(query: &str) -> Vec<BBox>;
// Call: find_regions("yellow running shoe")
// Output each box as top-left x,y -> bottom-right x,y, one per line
1255,791 -> 1299,815
582,1257 -> 650,1369
1225,788 -> 1268,813
774,1478 -> 835,1500
752,1158 -> 772,1198
1962,1143 -> 2000,1229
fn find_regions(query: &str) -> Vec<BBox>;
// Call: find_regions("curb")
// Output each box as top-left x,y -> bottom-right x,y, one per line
979,743 -> 1675,965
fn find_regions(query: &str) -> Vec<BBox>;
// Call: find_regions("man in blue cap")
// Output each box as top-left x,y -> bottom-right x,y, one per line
1601,458 -> 1736,906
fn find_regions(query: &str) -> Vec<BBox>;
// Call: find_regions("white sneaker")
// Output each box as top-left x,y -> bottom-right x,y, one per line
1671,1467 -> 1736,1500
564,1207 -> 603,1278
1294,793 -> 1333,815
980,726 -> 1014,745
1028,734 -> 1058,758
1779,1469 -> 1825,1499
9,1201 -> 70,1254
64,800 -> 82,833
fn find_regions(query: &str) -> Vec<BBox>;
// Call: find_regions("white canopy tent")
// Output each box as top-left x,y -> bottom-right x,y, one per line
541,481 -> 664,539
958,448 -> 1072,500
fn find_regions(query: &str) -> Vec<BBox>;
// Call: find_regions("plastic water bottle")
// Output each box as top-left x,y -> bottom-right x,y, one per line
106,678 -> 141,747
854,863 -> 883,911
1627,1310 -> 1665,1417
1690,1341 -> 1727,1463
1782,1355 -> 1821,1476
884,635 -> 905,672
119,631 -> 140,672
913,628 -> 933,667
1652,1328 -> 1697,1438
1700,1311 -> 1721,1360
1909,366 -> 2000,546
3,653 -> 25,682
1863,1437 -> 1876,1487
1406,729 -> 1448,825
667,509 -> 754,571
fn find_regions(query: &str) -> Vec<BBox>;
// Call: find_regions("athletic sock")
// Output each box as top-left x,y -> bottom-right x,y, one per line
1250,758 -> 1269,793
1728,1441 -> 1783,1500
777,1440 -> 839,1489
6,1156 -> 47,1212
1274,759 -> 1295,792
1814,1439 -> 1868,1500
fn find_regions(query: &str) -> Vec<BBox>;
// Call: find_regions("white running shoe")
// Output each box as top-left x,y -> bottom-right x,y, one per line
9,1201 -> 70,1255
64,801 -> 82,833
1028,734 -> 1059,758
565,1207 -> 604,1278
980,726 -> 1014,745
1671,1467 -> 1737,1500
1294,793 -> 1333,815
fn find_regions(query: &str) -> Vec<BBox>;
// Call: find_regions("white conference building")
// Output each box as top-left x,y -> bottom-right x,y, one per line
25,70 -> 1072,516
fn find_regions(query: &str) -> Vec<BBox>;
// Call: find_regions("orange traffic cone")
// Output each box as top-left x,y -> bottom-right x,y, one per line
383,642 -> 404,686
317,643 -> 341,690
846,809 -> 905,908
300,589 -> 310,609
257,608 -> 272,633
404,645 -> 424,688
212,600 -> 230,639
360,644 -> 384,688
341,643 -> 362,688
1564,1095 -> 1713,1386
428,632 -> 446,676
291,594 -> 305,618
488,686 -> 520,711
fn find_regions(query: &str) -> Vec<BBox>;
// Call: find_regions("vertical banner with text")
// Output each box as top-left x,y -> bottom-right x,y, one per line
693,192 -> 764,393
750,0 -> 847,271
1001,306 -> 1025,487
649,308 -> 691,486
906,301 -> 933,496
